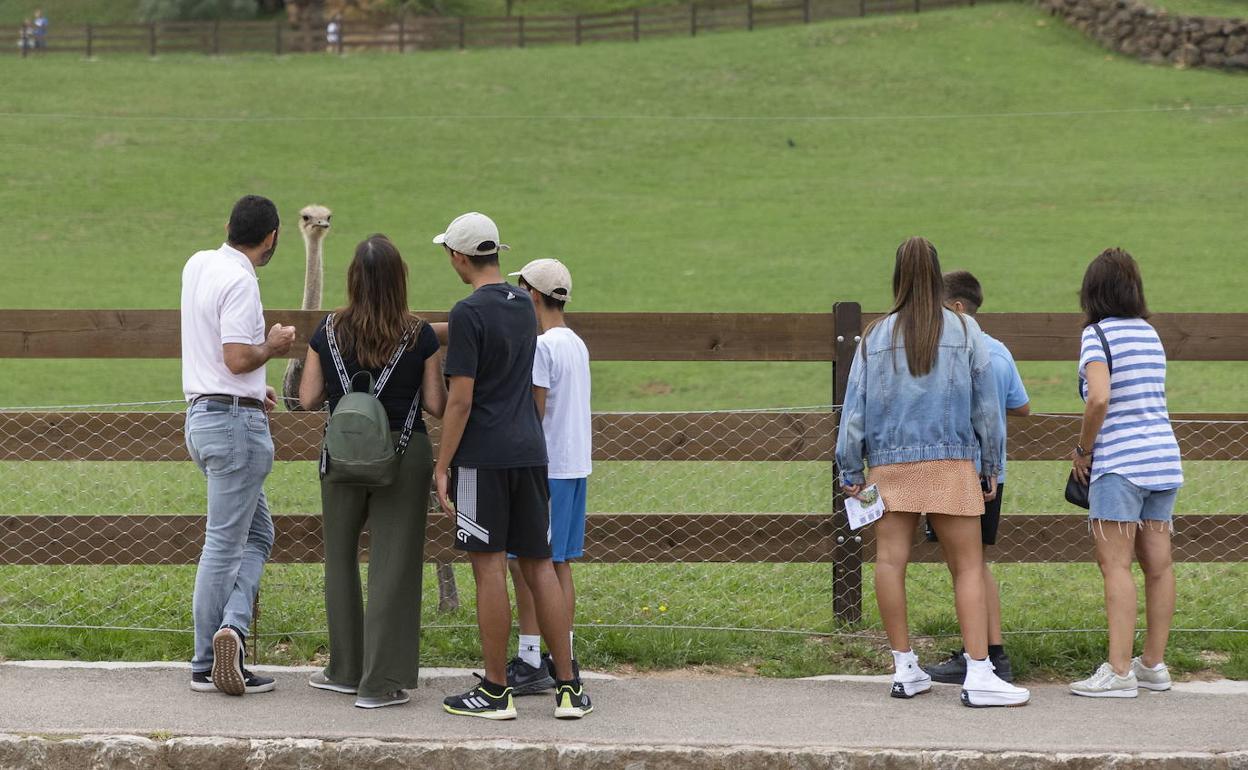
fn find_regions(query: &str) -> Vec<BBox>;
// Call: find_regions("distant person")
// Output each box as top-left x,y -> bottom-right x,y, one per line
1069,249 -> 1181,698
32,9 -> 47,49
503,259 -> 591,695
18,19 -> 32,52
326,15 -> 341,52
432,212 -> 592,720
181,195 -> 294,697
836,236 -> 1028,708
923,270 -> 1029,685
298,235 -> 447,709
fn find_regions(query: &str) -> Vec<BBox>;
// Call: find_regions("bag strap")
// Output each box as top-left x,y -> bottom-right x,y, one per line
393,320 -> 424,455
1092,323 -> 1114,375
324,313 -> 353,394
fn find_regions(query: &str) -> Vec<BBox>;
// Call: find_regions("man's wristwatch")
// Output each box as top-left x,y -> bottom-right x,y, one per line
1075,444 -> 1091,458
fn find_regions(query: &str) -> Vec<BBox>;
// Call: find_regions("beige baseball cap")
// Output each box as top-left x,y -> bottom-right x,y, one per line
509,258 -> 572,303
432,212 -> 510,256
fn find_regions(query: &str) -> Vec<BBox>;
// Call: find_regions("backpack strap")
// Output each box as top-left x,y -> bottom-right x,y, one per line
323,313 -> 353,394
379,320 -> 424,456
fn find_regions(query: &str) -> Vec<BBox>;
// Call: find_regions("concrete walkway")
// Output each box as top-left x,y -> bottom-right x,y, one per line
1,663 -> 1246,768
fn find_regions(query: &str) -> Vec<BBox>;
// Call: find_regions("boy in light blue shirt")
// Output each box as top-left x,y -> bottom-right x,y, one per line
924,270 -> 1030,684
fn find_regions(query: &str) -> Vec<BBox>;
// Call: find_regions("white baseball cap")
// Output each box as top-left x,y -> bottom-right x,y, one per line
432,212 -> 510,256
509,258 -> 572,303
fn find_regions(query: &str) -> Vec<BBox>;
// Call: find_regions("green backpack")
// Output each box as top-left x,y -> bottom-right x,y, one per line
318,314 -> 422,487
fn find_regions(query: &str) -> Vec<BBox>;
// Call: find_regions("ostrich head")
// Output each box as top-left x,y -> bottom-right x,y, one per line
299,204 -> 332,241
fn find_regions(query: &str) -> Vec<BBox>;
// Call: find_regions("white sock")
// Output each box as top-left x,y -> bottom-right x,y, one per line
569,630 -> 576,661
518,634 -> 541,668
1145,660 -> 1166,671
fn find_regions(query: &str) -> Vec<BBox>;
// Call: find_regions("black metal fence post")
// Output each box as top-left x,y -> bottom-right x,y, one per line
212,19 -> 220,55
275,19 -> 283,55
832,301 -> 864,625
337,20 -> 345,55
149,23 -> 157,57
398,12 -> 406,53
633,8 -> 641,40
86,24 -> 93,58
458,17 -> 466,49
803,0 -> 812,24
690,2 -> 697,36
575,15 -> 582,45
518,15 -> 525,47
747,0 -> 754,30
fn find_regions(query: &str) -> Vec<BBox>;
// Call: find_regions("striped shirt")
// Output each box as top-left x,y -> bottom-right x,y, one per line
1079,317 -> 1182,491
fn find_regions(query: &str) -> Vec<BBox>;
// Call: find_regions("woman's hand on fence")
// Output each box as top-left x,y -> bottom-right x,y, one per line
1070,449 -> 1092,485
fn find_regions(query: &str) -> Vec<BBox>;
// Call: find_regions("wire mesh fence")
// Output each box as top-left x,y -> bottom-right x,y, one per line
0,402 -> 1244,662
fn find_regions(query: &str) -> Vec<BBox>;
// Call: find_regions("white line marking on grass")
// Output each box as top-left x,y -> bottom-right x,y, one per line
0,104 -> 1244,124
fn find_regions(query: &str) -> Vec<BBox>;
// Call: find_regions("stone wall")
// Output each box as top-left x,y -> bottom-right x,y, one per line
1037,0 -> 1248,71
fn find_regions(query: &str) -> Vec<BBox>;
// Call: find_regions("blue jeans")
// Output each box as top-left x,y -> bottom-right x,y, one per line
185,400 -> 275,672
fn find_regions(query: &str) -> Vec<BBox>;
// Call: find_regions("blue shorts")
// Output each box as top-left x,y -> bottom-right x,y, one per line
508,477 -> 586,563
1089,473 -> 1178,524
547,478 -> 587,563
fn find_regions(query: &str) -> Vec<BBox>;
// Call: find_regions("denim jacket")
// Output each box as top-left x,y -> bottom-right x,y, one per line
836,309 -> 1003,486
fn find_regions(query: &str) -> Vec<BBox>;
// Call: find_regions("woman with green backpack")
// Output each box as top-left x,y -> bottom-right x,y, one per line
298,234 -> 446,709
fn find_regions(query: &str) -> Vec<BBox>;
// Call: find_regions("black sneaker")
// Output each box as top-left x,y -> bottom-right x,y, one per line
543,652 -> 581,682
443,675 -> 517,720
190,671 -> 215,693
240,666 -> 276,694
506,656 -> 556,696
554,679 -> 593,719
924,648 -> 1013,684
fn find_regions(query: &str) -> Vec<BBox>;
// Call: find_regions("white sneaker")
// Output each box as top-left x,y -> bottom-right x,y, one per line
961,653 -> 1030,707
1131,657 -> 1172,692
889,649 -> 932,699
1070,662 -> 1138,698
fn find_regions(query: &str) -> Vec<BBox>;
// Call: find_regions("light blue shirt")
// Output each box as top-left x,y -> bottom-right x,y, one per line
983,333 -> 1028,484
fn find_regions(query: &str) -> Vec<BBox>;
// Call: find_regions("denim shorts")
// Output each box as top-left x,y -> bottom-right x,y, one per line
1088,473 -> 1178,523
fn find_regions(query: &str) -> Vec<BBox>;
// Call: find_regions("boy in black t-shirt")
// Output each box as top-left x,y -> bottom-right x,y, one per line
432,212 -> 592,721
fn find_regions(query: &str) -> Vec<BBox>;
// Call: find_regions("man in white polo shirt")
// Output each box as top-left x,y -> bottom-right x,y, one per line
181,194 -> 295,697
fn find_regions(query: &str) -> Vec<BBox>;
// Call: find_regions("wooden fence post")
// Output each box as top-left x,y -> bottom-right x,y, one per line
803,0 -> 812,23
86,24 -> 93,58
518,15 -> 525,47
337,19 -> 344,55
149,23 -> 157,57
633,8 -> 641,40
860,0 -> 866,16
212,19 -> 220,55
832,301 -> 863,625
398,12 -> 406,53
275,19 -> 283,55
458,17 -> 466,49
747,0 -> 754,30
437,563 -> 460,612
690,2 -> 697,36
574,15 -> 582,45
914,0 -> 921,12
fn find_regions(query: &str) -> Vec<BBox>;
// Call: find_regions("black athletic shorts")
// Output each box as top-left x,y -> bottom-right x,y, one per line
450,465 -> 552,558
925,483 -> 1004,547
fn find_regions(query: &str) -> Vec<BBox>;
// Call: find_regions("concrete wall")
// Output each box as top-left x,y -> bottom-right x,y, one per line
1038,0 -> 1248,71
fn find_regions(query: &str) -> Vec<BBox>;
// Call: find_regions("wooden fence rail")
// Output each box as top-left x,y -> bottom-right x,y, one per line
5,0 -> 996,58
1,307 -> 1246,626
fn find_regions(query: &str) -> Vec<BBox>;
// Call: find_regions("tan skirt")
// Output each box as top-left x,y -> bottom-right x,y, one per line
867,459 -> 984,517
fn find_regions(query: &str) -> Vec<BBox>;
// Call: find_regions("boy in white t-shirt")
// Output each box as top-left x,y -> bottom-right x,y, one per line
504,258 -> 592,694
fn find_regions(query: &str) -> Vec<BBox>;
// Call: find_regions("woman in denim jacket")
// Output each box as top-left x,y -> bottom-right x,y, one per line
836,237 -> 1029,708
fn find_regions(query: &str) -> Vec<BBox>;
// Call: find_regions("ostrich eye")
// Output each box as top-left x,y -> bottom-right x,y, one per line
302,215 -> 310,221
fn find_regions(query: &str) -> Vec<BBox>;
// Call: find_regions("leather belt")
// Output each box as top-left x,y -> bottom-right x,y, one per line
192,394 -> 266,411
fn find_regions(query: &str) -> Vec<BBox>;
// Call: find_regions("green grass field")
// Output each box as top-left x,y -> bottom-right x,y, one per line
1,3 -> 1246,677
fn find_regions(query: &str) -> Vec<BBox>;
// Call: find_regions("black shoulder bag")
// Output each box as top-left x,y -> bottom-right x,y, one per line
1064,323 -> 1111,509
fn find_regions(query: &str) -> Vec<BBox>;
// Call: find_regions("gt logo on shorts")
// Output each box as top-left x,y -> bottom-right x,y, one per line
456,529 -> 471,543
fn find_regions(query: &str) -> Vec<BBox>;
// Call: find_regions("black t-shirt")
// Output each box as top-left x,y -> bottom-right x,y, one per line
308,315 -> 440,433
444,282 -> 547,469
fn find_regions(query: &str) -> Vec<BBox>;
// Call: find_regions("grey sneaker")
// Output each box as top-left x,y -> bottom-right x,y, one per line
309,671 -> 357,694
1070,662 -> 1138,698
1132,657 -> 1172,692
355,690 -> 410,709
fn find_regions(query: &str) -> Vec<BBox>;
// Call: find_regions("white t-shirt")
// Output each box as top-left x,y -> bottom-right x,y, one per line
181,243 -> 268,403
532,326 -> 591,479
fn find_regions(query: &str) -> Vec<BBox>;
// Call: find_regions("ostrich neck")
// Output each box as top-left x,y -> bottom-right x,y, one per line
301,234 -> 324,310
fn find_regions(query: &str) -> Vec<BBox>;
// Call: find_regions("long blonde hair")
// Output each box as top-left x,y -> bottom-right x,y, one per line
862,236 -> 947,377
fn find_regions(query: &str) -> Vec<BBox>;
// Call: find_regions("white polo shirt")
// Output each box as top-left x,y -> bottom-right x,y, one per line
181,243 -> 268,403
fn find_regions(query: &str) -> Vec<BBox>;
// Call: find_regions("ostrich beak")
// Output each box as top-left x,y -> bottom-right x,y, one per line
312,219 -> 330,229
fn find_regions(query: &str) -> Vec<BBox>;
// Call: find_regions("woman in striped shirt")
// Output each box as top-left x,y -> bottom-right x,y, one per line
1069,249 -> 1182,699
